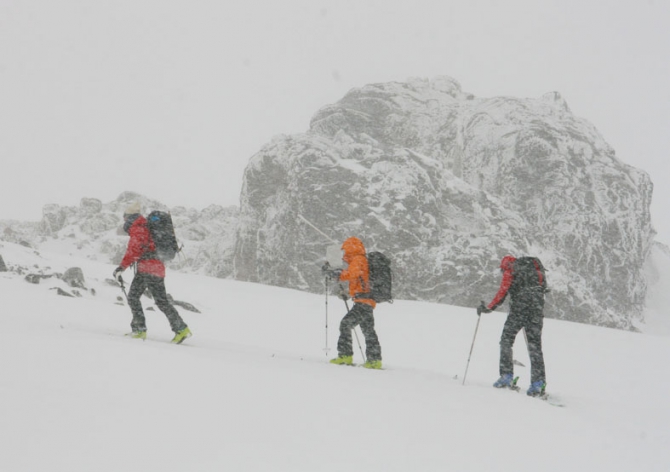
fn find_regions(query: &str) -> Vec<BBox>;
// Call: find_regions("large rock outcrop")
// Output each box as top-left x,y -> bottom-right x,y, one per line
233,76 -> 654,329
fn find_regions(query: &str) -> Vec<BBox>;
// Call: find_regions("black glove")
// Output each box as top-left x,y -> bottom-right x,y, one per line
477,301 -> 492,316
113,266 -> 125,284
321,262 -> 342,280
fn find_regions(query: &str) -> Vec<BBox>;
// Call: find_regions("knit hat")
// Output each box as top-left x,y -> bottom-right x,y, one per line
124,201 -> 141,216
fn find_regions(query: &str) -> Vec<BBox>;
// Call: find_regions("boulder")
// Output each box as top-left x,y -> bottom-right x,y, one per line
233,76 -> 654,329
63,267 -> 86,289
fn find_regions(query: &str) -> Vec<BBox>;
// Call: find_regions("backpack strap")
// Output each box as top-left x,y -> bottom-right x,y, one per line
532,259 -> 544,286
139,221 -> 157,261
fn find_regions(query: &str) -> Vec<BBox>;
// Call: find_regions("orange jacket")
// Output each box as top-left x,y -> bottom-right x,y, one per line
339,237 -> 376,308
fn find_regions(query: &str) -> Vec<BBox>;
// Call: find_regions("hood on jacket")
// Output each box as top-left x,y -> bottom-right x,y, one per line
124,201 -> 142,216
500,255 -> 516,271
341,237 -> 366,263
123,213 -> 142,234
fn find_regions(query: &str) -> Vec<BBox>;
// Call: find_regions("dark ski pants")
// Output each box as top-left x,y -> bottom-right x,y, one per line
499,291 -> 546,384
337,302 -> 382,361
128,273 -> 187,333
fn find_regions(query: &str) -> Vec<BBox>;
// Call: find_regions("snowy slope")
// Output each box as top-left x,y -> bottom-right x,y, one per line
0,241 -> 668,472
641,242 -> 670,335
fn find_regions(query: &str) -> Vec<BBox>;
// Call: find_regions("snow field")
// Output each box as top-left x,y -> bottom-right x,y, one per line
0,242 -> 668,471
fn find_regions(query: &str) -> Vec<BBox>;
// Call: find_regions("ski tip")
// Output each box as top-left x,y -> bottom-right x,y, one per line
539,393 -> 566,407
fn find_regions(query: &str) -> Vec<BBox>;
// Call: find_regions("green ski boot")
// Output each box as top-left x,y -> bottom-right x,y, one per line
171,327 -> 192,344
126,330 -> 147,340
363,359 -> 383,370
329,355 -> 353,366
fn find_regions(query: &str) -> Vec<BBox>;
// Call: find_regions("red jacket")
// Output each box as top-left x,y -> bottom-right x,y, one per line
488,255 -> 545,310
339,237 -> 376,308
487,255 -> 516,310
120,215 -> 165,278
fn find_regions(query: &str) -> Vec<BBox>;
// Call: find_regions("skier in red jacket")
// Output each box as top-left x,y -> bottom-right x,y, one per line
478,255 -> 547,396
113,202 -> 191,344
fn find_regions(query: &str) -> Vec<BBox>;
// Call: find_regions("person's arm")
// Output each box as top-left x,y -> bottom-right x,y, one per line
488,269 -> 513,311
120,225 -> 146,269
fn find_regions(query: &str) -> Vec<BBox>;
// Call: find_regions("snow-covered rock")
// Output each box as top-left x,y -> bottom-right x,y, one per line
233,76 -> 654,329
0,192 -> 238,278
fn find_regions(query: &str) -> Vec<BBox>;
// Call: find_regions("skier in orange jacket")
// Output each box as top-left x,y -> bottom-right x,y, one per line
325,237 -> 382,369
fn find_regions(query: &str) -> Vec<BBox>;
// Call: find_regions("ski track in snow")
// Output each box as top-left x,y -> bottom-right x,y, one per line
0,241 -> 669,472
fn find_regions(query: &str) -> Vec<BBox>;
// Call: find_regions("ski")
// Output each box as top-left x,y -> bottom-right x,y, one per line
355,364 -> 385,370
343,363 -> 385,370
497,378 -> 566,407
537,393 -> 566,408
520,388 -> 566,408
119,333 -> 192,346
329,362 -> 385,370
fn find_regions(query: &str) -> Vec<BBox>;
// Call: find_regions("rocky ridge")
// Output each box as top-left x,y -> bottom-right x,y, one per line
0,191 -> 238,278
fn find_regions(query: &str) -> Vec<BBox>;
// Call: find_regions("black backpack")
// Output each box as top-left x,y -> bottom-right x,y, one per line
146,211 -> 180,262
510,256 -> 547,296
367,251 -> 393,303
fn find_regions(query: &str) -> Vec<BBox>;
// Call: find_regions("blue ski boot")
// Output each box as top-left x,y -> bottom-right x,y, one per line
527,380 -> 546,397
493,373 -> 515,388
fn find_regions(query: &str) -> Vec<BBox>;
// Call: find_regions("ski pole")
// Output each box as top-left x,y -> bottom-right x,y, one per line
344,299 -> 366,363
117,276 -> 129,304
462,313 -> 482,386
324,275 -> 330,356
298,214 -> 337,244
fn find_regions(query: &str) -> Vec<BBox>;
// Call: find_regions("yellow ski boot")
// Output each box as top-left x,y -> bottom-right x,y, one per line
171,327 -> 192,344
126,330 -> 147,340
363,359 -> 382,370
329,355 -> 353,366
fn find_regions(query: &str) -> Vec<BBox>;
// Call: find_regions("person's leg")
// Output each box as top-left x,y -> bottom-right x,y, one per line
358,304 -> 381,361
499,313 -> 524,377
146,275 -> 187,333
524,295 -> 546,384
525,320 -> 545,384
336,304 -> 363,357
127,273 -> 149,332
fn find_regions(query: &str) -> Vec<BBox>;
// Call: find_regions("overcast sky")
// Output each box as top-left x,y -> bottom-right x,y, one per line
1,0 -> 668,245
